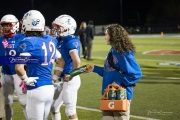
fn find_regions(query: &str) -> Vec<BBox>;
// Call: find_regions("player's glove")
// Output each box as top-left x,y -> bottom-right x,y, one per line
52,74 -> 61,87
19,73 -> 38,86
23,77 -> 38,86
19,81 -> 27,93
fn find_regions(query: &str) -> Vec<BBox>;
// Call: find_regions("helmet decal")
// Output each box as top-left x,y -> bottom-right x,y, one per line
67,18 -> 71,25
22,10 -> 45,32
32,19 -> 40,26
73,42 -> 79,48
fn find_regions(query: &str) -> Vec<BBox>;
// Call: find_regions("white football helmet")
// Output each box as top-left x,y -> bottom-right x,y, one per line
0,14 -> 19,35
53,14 -> 77,37
22,10 -> 45,33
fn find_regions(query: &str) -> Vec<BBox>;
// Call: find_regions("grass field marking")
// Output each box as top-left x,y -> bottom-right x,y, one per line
138,59 -> 180,62
157,61 -> 180,66
13,95 -> 160,120
75,105 -> 160,120
95,34 -> 180,38
85,56 -> 180,62
76,105 -> 101,112
143,75 -> 180,80
143,50 -> 180,55
143,50 -> 160,55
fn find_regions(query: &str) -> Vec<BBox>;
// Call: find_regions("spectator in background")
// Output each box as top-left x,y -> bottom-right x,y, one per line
78,21 -> 87,57
84,20 -> 94,60
101,26 -> 105,35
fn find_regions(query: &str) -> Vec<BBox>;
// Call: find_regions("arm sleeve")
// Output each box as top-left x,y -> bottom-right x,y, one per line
119,72 -> 142,87
118,57 -> 142,86
114,51 -> 142,87
93,65 -> 104,77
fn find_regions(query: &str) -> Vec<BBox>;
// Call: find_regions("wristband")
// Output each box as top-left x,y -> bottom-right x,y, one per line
52,75 -> 59,81
54,67 -> 63,72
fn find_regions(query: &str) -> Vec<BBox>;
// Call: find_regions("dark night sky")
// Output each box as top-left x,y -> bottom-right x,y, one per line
1,0 -> 179,27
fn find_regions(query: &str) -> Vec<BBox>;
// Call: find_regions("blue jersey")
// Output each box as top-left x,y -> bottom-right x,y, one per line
93,48 -> 142,100
0,33 -> 25,74
17,35 -> 58,90
56,35 -> 80,77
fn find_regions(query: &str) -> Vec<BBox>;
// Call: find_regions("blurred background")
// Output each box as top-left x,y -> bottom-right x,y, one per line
1,0 -> 180,35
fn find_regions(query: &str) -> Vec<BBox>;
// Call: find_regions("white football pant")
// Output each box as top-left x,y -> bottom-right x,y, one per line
26,85 -> 54,120
51,75 -> 81,119
1,73 -> 27,120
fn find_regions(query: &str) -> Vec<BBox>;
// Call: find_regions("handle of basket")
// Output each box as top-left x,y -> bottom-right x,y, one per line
101,87 -> 109,99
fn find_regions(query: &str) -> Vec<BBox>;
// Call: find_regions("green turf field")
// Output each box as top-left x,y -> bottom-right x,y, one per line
11,34 -> 180,120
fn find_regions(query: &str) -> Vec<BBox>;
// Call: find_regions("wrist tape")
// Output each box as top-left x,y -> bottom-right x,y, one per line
54,67 -> 63,72
52,75 -> 59,81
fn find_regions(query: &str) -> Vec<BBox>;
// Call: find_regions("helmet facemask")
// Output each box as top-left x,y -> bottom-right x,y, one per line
1,22 -> 19,36
0,14 -> 19,37
53,24 -> 67,37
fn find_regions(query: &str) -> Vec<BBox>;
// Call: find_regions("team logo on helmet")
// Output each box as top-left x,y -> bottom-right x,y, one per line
32,19 -> 40,26
23,12 -> 30,20
67,18 -> 71,25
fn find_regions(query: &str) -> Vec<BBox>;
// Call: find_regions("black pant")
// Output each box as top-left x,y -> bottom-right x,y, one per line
84,39 -> 93,60
80,39 -> 85,55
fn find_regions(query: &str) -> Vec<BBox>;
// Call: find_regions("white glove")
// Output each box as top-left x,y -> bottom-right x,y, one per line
19,73 -> 38,86
24,77 -> 38,86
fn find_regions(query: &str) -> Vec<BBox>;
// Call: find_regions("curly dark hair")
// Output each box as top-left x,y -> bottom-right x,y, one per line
107,24 -> 135,55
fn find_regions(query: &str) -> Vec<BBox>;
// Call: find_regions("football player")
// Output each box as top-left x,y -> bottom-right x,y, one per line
51,15 -> 81,120
0,14 -> 27,120
0,24 -> 5,120
15,10 -> 63,120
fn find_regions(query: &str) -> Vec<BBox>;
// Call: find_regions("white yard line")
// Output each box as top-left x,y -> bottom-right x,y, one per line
14,95 -> 160,120
88,56 -> 180,62
142,75 -> 180,80
95,34 -> 180,38
76,106 -> 160,120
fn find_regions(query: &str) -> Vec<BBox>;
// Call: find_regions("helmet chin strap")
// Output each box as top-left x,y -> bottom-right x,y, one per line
4,32 -> 16,38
